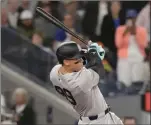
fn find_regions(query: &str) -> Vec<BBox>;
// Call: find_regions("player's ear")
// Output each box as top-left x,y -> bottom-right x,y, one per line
64,60 -> 70,66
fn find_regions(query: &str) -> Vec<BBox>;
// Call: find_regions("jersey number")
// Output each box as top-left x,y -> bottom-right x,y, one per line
54,86 -> 77,105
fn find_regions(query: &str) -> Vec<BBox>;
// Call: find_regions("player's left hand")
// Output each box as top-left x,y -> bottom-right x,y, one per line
88,42 -> 105,60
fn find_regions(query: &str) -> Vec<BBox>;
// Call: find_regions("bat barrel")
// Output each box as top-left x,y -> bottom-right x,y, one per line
36,7 -> 89,47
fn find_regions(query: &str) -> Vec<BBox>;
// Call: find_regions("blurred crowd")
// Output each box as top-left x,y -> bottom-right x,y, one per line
1,88 -> 139,125
1,88 -> 36,125
1,0 -> 150,105
1,1 -> 151,125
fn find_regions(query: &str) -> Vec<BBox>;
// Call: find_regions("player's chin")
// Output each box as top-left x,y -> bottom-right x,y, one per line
74,64 -> 83,72
79,62 -> 84,68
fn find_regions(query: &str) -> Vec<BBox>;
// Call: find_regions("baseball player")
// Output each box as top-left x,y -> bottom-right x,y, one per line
50,41 -> 123,124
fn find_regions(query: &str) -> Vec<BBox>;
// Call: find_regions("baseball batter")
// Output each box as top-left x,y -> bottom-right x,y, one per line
50,41 -> 123,124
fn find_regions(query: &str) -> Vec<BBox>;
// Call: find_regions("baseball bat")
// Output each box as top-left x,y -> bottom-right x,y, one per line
36,7 -> 91,47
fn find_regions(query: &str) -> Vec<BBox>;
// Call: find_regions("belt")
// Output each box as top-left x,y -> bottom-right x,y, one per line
80,107 -> 111,121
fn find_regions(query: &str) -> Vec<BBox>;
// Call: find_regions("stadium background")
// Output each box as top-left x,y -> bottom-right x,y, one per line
1,0 -> 150,125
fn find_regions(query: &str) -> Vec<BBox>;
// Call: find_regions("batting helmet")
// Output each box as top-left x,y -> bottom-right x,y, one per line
56,41 -> 84,64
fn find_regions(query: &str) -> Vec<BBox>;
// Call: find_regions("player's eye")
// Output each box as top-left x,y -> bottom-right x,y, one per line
74,61 -> 79,64
74,58 -> 83,64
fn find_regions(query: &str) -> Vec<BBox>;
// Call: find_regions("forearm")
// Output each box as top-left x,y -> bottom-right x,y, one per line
115,27 -> 128,48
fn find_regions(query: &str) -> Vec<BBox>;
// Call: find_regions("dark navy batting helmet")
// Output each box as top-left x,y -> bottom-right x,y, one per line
56,41 -> 84,64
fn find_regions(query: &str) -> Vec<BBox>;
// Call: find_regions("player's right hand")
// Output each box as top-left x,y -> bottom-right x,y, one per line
88,42 -> 105,60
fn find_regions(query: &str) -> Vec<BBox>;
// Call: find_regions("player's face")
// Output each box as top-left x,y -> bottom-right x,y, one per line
64,58 -> 84,72
71,58 -> 84,71
111,1 -> 121,15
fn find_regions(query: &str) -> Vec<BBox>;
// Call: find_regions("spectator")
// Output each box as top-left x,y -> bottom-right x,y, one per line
7,0 -> 19,29
54,13 -> 75,51
123,116 -> 136,125
18,0 -> 30,14
50,1 -> 63,21
115,9 -> 148,94
43,37 -> 55,50
136,2 -> 150,42
62,1 -> 82,33
55,13 -> 75,43
17,0 -> 30,27
82,1 -> 108,41
1,94 -> 14,124
34,1 -> 62,21
34,0 -> 51,18
34,2 -> 58,39
54,13 -> 85,50
11,88 -> 36,125
32,31 -> 55,55
63,1 -> 78,17
17,10 -> 35,39
100,1 -> 125,69
32,31 -> 44,46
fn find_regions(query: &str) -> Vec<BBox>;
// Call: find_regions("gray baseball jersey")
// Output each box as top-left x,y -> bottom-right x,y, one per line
50,64 -> 108,117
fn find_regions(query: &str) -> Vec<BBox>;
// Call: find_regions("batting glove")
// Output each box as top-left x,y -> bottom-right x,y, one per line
88,42 -> 105,60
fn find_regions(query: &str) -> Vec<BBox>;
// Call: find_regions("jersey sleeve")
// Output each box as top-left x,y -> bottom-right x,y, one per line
78,67 -> 100,93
